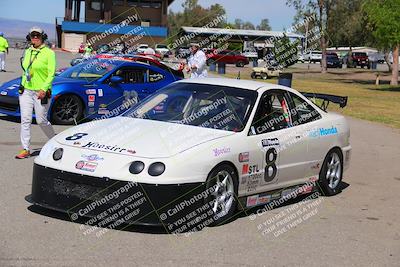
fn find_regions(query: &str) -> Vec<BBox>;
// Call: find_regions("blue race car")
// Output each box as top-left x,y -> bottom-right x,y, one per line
0,57 -> 183,124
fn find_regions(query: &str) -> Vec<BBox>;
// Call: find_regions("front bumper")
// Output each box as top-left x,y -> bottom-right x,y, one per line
31,163 -> 206,228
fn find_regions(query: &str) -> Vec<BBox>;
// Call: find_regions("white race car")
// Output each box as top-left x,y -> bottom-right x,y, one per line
31,78 -> 351,230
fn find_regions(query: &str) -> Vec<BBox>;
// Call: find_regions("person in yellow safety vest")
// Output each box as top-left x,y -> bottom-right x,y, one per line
0,32 -> 9,72
15,27 -> 56,159
83,43 -> 93,58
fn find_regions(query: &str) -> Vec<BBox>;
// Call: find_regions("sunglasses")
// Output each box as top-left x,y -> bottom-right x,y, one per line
30,33 -> 41,39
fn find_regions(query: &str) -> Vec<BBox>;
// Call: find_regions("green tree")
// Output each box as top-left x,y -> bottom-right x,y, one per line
234,19 -> 243,29
363,0 -> 400,86
167,0 -> 227,44
242,21 -> 256,30
287,0 -> 335,73
257,19 -> 272,31
273,34 -> 300,68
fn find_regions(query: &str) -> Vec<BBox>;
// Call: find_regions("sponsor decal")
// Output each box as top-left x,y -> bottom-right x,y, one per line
81,141 -> 134,154
88,108 -> 95,113
246,173 -> 261,192
242,164 -> 260,175
246,195 -> 258,207
98,108 -> 109,115
213,147 -> 230,157
261,138 -> 280,148
242,164 -> 249,175
298,185 -> 313,195
88,101 -> 95,107
88,95 -> 95,102
98,89 -> 103,97
309,126 -> 338,138
85,89 -> 96,95
99,103 -> 108,108
281,188 -> 294,199
271,192 -> 281,199
75,160 -> 98,172
238,152 -> 249,162
73,141 -> 81,145
248,164 -> 260,175
0,91 -> 7,95
81,154 -> 104,161
257,194 -> 271,205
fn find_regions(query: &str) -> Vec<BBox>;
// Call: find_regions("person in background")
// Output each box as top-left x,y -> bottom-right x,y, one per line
144,46 -> 156,55
0,32 -> 9,72
83,43 -> 93,58
78,42 -> 85,54
186,43 -> 207,78
15,27 -> 56,159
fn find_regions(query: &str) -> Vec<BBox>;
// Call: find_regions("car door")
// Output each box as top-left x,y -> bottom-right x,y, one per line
285,91 -> 325,178
99,65 -> 148,116
241,90 -> 309,196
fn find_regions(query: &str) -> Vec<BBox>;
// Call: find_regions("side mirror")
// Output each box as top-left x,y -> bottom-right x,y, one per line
110,76 -> 123,84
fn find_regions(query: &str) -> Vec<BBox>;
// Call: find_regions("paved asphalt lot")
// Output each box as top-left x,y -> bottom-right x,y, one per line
0,49 -> 399,266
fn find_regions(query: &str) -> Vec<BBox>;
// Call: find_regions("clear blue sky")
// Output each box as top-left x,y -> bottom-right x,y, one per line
0,0 -> 296,30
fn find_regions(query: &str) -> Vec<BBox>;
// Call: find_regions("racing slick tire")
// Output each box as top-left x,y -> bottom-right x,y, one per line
51,94 -> 84,125
318,148 -> 343,196
205,164 -> 238,226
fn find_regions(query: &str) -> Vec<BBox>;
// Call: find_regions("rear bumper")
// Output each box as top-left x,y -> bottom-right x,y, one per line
31,163 -> 206,228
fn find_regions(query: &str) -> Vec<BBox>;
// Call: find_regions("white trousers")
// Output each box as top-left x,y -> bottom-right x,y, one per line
19,89 -> 55,151
0,52 -> 5,70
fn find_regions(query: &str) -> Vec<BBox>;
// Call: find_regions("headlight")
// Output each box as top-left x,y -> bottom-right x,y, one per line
53,148 -> 63,161
148,162 -> 165,176
129,161 -> 145,174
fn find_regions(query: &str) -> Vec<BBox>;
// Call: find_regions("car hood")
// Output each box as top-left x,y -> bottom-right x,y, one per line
55,116 -> 235,159
0,76 -> 89,97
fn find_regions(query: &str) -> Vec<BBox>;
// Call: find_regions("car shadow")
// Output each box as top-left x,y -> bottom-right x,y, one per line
24,181 -> 351,235
238,181 -> 350,220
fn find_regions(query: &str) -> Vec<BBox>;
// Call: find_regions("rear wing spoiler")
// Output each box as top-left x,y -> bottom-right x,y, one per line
300,92 -> 348,111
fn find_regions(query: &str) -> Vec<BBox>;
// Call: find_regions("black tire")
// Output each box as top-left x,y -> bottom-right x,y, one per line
261,73 -> 269,80
51,94 -> 84,125
236,61 -> 245,67
318,148 -> 343,196
251,72 -> 257,79
205,164 -> 238,226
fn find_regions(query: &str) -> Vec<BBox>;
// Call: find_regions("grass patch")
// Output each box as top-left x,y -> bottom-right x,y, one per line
216,71 -> 400,129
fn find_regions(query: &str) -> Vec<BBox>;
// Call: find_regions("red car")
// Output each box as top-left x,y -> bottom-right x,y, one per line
347,52 -> 369,68
206,50 -> 249,67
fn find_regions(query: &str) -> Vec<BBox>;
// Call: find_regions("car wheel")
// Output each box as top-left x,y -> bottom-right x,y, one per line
236,61 -> 245,67
205,164 -> 238,226
261,73 -> 269,80
51,94 -> 84,125
318,149 -> 343,196
251,72 -> 256,79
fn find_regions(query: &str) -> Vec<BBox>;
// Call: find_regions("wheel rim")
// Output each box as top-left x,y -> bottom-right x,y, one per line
326,152 -> 341,189
210,170 -> 235,219
54,96 -> 80,122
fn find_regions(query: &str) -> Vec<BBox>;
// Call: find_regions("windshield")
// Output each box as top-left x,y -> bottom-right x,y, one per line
59,59 -> 118,81
123,83 -> 258,132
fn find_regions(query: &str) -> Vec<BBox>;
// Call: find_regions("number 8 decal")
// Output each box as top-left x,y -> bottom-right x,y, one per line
65,133 -> 88,141
264,148 -> 277,182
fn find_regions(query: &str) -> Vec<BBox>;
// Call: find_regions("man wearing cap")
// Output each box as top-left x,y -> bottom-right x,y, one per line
0,32 -> 9,72
15,27 -> 56,159
186,43 -> 207,78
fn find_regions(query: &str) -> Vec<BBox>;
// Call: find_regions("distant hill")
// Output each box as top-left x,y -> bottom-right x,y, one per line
0,17 -> 56,41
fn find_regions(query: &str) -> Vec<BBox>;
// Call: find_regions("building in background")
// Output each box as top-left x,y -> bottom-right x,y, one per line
58,0 -> 174,51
